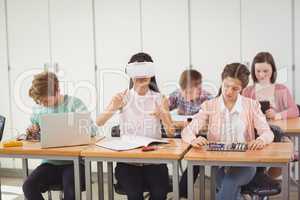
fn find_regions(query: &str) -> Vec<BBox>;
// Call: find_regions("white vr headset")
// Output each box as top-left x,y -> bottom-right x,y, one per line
126,62 -> 155,78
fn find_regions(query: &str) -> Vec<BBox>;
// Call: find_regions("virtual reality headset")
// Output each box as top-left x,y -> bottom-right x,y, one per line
126,62 -> 155,78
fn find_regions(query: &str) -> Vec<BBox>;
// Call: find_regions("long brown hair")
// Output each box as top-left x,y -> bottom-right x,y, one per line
251,52 -> 277,83
217,63 -> 250,96
127,52 -> 160,92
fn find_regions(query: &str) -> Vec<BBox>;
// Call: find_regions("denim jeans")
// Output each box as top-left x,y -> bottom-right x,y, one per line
216,166 -> 256,200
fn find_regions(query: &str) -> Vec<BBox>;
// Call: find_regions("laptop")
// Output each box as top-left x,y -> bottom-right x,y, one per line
40,112 -> 91,148
0,115 -> 5,141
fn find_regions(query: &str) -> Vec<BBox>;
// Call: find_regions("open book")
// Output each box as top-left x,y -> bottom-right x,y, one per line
96,135 -> 168,151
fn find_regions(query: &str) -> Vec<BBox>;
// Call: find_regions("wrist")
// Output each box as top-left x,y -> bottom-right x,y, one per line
274,113 -> 282,120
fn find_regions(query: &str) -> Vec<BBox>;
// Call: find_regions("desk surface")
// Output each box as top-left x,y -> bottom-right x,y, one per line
0,141 -> 90,157
184,143 -> 293,163
81,138 -> 190,160
0,136 -> 103,157
269,117 -> 300,134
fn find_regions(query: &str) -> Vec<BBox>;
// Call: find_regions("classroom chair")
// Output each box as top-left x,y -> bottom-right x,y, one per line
297,104 -> 300,117
111,125 -> 176,199
47,185 -> 64,200
241,125 -> 287,200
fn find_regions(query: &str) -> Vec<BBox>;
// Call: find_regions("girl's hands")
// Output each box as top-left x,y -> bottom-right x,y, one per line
151,96 -> 175,136
248,138 -> 265,150
97,90 -> 128,126
109,90 -> 128,112
191,136 -> 209,148
150,97 -> 169,121
265,108 -> 276,120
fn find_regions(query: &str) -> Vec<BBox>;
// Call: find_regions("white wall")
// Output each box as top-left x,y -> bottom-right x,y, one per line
95,0 -> 141,133
191,0 -> 241,95
142,0 -> 190,95
0,0 -> 11,138
7,0 -> 50,135
50,0 -> 96,118
0,0 -> 15,169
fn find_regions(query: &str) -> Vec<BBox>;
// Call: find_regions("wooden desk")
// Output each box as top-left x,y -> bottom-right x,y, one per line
184,143 -> 293,200
0,141 -> 91,200
269,117 -> 300,134
270,117 -> 300,200
81,138 -> 189,200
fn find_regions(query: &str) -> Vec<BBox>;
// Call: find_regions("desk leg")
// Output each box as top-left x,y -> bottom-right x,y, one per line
199,166 -> 205,200
283,163 -> 290,200
107,162 -> 114,200
22,158 -> 28,178
21,159 -> 28,200
187,162 -> 194,200
172,160 -> 179,200
97,162 -> 104,200
210,166 -> 217,200
0,173 -> 2,200
73,158 -> 81,200
298,136 -> 300,200
85,159 -> 92,200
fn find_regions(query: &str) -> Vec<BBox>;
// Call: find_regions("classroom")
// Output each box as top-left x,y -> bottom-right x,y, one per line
1,0 -> 300,200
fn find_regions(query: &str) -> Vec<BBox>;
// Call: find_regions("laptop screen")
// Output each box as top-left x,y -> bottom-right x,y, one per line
0,116 -> 5,141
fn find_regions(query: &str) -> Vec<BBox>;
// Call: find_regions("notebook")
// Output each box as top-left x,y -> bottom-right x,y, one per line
96,135 -> 168,151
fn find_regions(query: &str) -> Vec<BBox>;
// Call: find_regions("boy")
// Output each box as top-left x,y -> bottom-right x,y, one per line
23,71 -> 96,200
169,69 -> 212,129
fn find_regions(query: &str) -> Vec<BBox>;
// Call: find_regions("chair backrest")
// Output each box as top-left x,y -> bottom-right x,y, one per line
255,125 -> 285,143
0,115 -> 5,141
297,104 -> 300,117
269,125 -> 285,142
111,125 -> 173,138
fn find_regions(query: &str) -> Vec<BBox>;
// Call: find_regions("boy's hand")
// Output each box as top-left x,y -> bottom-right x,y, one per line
26,124 -> 40,136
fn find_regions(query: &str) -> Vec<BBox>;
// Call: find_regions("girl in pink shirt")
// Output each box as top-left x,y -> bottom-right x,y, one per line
243,52 -> 299,120
181,63 -> 274,200
243,52 -> 298,178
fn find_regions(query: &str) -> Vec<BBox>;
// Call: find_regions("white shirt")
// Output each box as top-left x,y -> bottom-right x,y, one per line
220,94 -> 246,143
255,83 -> 276,108
119,89 -> 163,139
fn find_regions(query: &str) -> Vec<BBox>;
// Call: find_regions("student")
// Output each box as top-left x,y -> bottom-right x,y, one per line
22,71 -> 94,200
243,52 -> 298,178
169,69 -> 212,129
243,52 -> 299,120
96,52 -> 175,200
182,63 -> 274,200
168,69 -> 211,197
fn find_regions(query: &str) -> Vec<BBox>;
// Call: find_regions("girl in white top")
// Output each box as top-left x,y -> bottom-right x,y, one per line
96,52 -> 174,200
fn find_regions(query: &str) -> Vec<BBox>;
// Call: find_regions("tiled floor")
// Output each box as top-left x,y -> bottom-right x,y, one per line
0,176 -> 298,199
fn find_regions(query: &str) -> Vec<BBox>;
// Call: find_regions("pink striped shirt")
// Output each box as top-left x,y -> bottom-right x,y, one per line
243,84 -> 299,119
182,96 -> 274,145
